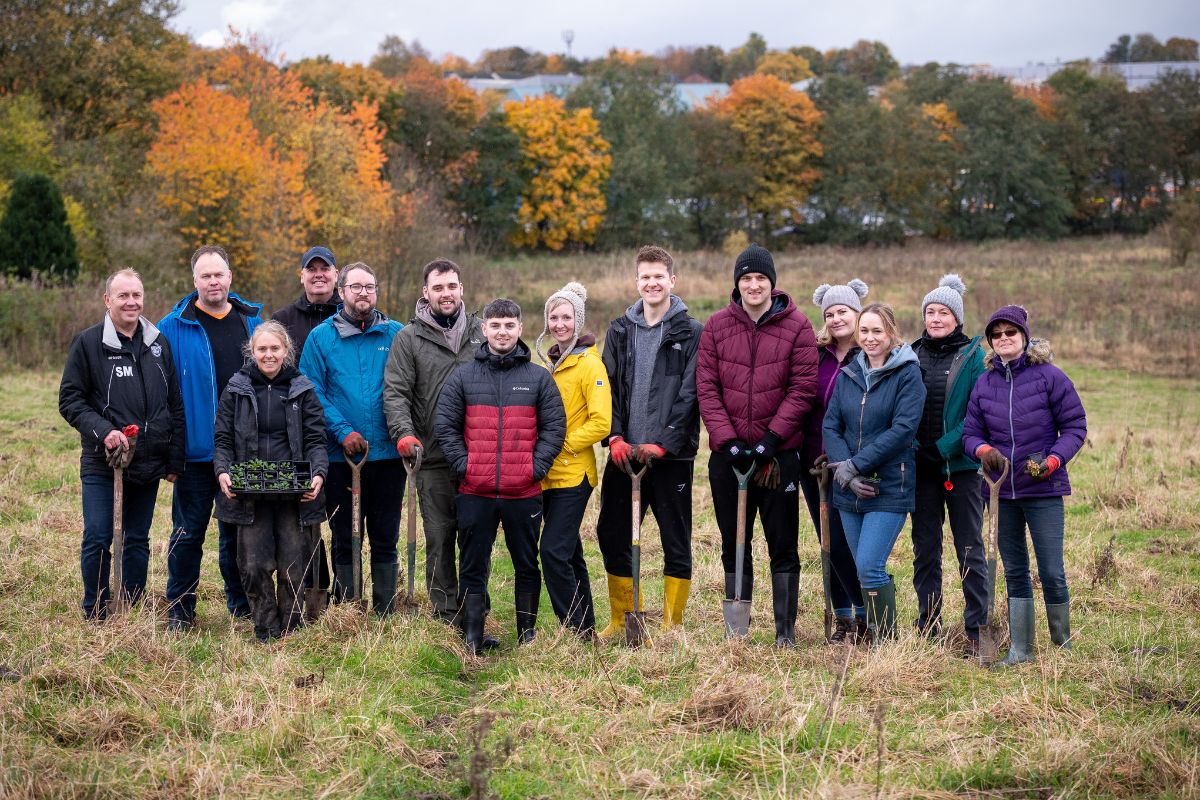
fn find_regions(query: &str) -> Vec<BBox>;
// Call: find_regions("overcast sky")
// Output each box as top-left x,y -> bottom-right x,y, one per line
171,0 -> 1197,68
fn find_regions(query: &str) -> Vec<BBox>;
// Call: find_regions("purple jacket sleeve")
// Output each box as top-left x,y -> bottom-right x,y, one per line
1046,366 -> 1087,464
766,316 -> 818,441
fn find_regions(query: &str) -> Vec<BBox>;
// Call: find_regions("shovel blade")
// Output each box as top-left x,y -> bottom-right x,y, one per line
624,611 -> 650,647
722,598 -> 751,639
979,628 -> 1000,666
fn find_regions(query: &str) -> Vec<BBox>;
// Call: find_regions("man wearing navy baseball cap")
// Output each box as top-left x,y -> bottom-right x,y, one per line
272,246 -> 340,361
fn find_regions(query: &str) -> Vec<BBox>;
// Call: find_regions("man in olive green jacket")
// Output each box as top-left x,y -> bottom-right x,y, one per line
383,259 -> 485,629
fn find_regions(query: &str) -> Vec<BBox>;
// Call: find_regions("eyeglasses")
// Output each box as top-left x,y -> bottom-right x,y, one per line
344,283 -> 379,295
991,328 -> 1022,340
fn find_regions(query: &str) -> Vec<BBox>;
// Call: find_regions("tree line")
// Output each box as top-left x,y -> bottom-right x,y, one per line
1,1 -> 1198,297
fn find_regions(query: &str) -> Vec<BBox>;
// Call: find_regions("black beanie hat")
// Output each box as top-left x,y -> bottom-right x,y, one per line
734,243 -> 776,290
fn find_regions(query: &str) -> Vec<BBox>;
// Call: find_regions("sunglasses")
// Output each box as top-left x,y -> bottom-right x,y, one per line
991,327 -> 1022,340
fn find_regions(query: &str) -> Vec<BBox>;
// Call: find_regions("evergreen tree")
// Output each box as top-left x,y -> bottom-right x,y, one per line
0,173 -> 79,282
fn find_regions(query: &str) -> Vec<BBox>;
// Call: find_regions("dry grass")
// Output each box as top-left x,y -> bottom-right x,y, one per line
1,241 -> 1198,798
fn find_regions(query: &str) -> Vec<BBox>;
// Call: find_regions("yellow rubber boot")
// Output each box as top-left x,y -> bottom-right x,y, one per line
597,574 -> 634,640
661,576 -> 691,630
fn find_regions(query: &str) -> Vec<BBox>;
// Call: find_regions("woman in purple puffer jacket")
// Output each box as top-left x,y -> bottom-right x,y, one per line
962,305 -> 1087,667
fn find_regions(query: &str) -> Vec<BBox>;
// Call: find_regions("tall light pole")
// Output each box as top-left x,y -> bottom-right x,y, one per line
562,29 -> 574,59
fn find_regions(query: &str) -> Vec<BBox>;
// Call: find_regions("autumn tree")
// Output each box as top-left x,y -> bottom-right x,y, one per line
0,0 -> 187,140
503,95 -> 612,250
370,36 -> 432,78
448,111 -> 525,252
710,74 -> 823,240
383,62 -> 483,182
756,52 -> 814,83
289,57 -> 391,112
0,95 -> 57,184
723,33 -> 768,82
146,81 -> 312,293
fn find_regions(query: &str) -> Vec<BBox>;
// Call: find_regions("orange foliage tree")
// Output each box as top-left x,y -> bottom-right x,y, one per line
710,74 -> 823,237
146,81 -> 311,291
148,38 -> 404,293
503,95 -> 611,250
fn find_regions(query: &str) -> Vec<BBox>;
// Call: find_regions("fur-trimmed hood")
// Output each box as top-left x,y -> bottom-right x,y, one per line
985,338 -> 1053,370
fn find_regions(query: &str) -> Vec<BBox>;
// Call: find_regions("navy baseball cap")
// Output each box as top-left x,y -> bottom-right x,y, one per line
300,246 -> 335,270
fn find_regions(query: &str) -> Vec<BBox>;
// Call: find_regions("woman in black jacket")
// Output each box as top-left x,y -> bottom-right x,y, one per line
214,321 -> 328,642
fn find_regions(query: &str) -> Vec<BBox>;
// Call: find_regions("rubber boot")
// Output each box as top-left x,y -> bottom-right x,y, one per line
598,574 -> 634,640
516,592 -> 539,645
333,564 -> 354,604
771,572 -> 799,648
997,597 -> 1036,667
723,572 -> 753,604
371,561 -> 398,617
462,592 -> 486,655
864,577 -> 897,644
662,576 -> 691,630
1045,601 -> 1072,650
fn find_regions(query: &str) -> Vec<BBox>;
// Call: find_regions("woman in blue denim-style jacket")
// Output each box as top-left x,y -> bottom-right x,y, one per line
822,303 -> 926,644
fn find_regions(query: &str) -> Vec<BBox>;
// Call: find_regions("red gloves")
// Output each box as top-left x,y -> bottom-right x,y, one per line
633,444 -> 666,463
396,436 -> 422,457
609,436 -> 633,467
342,431 -> 368,454
1027,454 -> 1061,480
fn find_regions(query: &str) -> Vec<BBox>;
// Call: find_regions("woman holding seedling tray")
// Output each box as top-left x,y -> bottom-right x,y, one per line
214,320 -> 328,643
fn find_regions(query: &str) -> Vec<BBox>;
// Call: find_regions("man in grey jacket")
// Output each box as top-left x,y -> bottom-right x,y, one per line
383,259 -> 495,643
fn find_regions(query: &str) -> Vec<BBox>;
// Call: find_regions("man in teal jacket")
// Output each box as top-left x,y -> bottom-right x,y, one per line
299,262 -> 405,615
158,245 -> 262,631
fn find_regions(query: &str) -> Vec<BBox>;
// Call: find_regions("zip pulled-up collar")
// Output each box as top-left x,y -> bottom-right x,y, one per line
102,314 -> 160,350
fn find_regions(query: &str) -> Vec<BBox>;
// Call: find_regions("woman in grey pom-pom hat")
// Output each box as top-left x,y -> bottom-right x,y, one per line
799,278 -> 870,644
909,274 -> 989,658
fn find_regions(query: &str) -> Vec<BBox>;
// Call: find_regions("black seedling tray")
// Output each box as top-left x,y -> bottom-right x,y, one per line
228,460 -> 312,498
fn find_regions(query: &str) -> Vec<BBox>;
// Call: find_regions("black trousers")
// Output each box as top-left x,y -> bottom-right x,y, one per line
456,494 -> 542,600
326,459 -> 405,567
910,463 -> 988,635
596,458 -> 693,580
710,449 -> 802,577
238,499 -> 307,638
540,478 -> 596,631
800,466 -> 864,616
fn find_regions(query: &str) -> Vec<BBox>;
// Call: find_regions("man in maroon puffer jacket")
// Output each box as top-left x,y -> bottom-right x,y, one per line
697,243 -> 819,646
435,298 -> 566,655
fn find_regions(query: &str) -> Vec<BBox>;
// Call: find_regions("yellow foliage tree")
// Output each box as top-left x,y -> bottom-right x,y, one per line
710,74 -> 823,236
146,81 -> 311,292
503,95 -> 612,251
755,52 -> 813,83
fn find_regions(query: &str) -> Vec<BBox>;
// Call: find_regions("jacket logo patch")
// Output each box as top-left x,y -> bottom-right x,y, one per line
114,366 -> 133,377
672,343 -> 681,350
511,385 -> 531,391
595,379 -> 604,386
151,343 -> 162,357
378,346 -> 390,352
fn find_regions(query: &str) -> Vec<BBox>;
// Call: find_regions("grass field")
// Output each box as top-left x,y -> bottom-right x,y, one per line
1,238 -> 1199,798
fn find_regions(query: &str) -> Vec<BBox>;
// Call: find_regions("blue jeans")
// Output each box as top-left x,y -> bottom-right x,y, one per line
80,475 -> 160,619
997,497 -> 1068,604
838,510 -> 907,590
165,464 -> 249,623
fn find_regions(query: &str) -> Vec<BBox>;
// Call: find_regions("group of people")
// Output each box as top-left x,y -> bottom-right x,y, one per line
59,241 -> 1086,665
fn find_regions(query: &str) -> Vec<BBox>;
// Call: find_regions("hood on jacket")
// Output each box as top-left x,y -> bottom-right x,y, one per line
294,290 -> 341,313
725,289 -> 793,326
986,338 -> 1054,371
332,307 -> 389,338
101,314 -> 160,349
226,365 -> 313,398
625,294 -> 687,328
848,343 -> 920,390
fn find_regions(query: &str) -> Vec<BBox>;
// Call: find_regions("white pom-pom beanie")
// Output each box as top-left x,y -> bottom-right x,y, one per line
921,274 -> 967,324
812,278 -> 869,313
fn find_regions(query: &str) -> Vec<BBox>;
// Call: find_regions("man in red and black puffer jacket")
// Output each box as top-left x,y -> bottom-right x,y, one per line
435,298 -> 566,654
697,243 -> 818,647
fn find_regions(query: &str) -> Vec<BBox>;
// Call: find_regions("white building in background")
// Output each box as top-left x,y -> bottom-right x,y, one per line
967,61 -> 1200,89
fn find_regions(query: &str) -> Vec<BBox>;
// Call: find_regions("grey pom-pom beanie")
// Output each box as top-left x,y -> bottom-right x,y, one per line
922,273 -> 967,324
812,279 -> 869,313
